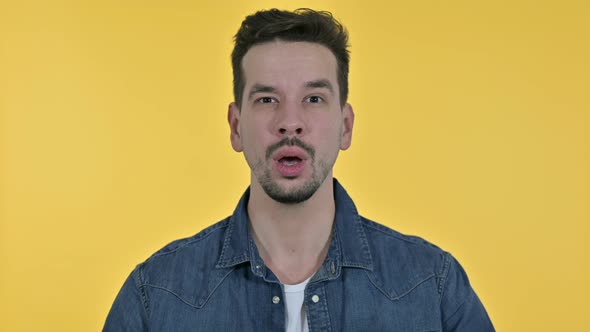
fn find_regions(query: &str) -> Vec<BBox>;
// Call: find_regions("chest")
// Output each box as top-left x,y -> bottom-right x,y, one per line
146,269 -> 443,332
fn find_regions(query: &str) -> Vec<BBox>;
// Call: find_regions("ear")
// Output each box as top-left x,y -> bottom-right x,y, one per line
340,103 -> 355,150
228,102 -> 243,152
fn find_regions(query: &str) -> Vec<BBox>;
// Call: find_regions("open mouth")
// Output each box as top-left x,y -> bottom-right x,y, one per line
279,156 -> 302,166
271,146 -> 308,177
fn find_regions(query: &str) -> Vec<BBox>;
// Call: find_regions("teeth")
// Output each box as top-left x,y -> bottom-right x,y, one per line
281,160 -> 300,166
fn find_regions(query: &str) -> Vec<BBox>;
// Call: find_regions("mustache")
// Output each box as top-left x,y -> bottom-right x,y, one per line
266,137 -> 315,160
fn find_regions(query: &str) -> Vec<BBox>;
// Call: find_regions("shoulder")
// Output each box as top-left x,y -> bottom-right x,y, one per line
361,215 -> 448,262
360,217 -> 494,329
359,216 -> 452,299
114,217 -> 234,309
147,217 -> 230,260
134,217 -> 231,289
361,216 -> 446,256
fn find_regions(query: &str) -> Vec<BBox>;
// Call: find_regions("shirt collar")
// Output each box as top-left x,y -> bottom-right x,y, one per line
215,178 -> 374,272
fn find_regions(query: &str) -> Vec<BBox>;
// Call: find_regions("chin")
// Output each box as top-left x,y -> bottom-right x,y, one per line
261,176 -> 322,205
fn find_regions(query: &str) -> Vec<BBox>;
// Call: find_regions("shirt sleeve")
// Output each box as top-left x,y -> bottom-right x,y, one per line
440,253 -> 495,332
103,266 -> 149,331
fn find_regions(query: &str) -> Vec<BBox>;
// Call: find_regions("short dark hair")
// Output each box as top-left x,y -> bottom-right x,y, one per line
232,8 -> 350,108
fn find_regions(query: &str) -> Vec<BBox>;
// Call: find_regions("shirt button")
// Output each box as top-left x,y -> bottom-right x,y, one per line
311,295 -> 320,303
272,296 -> 281,304
330,262 -> 336,275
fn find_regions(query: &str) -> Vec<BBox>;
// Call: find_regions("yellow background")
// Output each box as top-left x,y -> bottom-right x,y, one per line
1,0 -> 589,330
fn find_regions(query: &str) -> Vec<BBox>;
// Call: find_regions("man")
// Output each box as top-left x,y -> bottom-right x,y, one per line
104,8 -> 494,331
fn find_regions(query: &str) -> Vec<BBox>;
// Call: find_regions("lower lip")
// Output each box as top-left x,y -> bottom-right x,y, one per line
275,160 -> 306,178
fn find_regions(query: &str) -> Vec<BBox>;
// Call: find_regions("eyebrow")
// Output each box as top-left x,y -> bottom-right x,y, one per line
247,84 -> 276,100
247,79 -> 334,101
304,79 -> 334,93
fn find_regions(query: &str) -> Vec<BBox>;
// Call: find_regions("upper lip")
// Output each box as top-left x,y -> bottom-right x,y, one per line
272,147 -> 309,161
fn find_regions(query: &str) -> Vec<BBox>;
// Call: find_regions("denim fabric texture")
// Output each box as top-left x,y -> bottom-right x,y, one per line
104,179 -> 495,331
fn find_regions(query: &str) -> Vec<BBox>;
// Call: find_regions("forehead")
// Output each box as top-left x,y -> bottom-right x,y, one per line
241,41 -> 338,90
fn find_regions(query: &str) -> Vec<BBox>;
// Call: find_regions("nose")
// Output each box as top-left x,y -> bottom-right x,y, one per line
274,102 -> 307,137
279,126 -> 303,135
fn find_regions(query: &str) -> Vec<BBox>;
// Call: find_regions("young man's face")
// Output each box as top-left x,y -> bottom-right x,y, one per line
229,41 -> 354,204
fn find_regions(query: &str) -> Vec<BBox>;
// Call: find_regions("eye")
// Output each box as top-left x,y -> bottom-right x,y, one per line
305,95 -> 323,103
256,96 -> 277,104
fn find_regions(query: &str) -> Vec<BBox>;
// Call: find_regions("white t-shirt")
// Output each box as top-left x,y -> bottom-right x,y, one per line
282,276 -> 312,332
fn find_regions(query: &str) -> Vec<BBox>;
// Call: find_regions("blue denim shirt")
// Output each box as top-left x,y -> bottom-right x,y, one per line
104,180 -> 494,331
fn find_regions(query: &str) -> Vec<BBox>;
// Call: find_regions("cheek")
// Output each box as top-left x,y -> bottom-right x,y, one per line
315,113 -> 343,137
315,121 -> 343,155
240,122 -> 268,158
240,117 -> 261,141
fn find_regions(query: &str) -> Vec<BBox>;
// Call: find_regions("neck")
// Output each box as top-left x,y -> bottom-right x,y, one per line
247,175 -> 335,284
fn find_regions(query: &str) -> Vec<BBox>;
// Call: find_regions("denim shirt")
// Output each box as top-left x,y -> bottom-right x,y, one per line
104,180 -> 494,331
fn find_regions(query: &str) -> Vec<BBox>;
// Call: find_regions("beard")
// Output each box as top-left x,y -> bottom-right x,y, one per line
254,137 -> 333,204
258,159 -> 332,204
